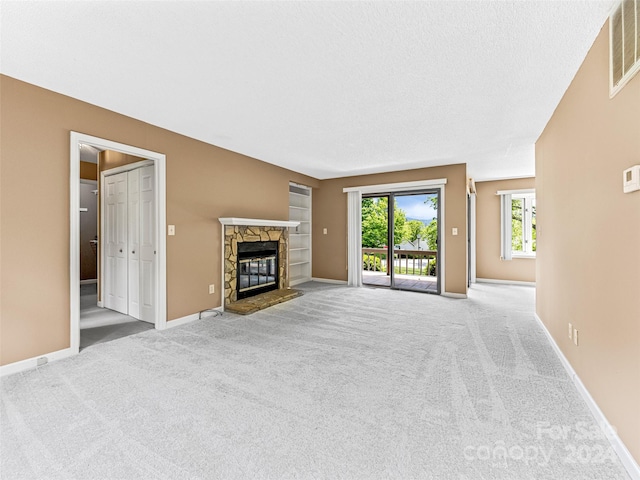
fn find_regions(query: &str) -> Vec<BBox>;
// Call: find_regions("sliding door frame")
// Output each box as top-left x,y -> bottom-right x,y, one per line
344,178 -> 447,293
389,189 -> 441,295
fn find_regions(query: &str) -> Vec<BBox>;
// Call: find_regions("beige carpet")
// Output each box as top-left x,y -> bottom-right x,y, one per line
0,282 -> 630,479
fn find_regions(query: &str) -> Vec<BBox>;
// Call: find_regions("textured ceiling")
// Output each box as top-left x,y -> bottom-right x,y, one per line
0,1 -> 613,180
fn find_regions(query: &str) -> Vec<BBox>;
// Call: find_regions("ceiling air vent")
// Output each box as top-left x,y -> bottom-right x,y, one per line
610,0 -> 640,96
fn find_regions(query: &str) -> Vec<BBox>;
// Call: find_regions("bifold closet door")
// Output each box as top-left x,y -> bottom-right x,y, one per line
138,165 -> 156,324
127,168 -> 141,319
104,165 -> 156,322
104,172 -> 128,315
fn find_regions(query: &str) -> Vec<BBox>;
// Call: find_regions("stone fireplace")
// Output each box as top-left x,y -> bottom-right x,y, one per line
219,218 -> 299,308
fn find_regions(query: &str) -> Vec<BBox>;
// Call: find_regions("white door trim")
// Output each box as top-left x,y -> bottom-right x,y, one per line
70,132 -> 167,356
343,178 -> 447,194
102,159 -> 155,177
469,192 -> 477,284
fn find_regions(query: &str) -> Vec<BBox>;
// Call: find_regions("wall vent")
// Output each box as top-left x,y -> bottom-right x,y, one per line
610,0 -> 640,96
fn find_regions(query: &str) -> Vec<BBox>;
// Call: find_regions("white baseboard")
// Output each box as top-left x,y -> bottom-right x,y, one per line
0,347 -> 75,378
165,307 -> 223,329
290,278 -> 311,287
477,278 -> 535,287
534,313 -> 640,480
442,292 -> 467,299
97,300 -> 104,308
311,277 -> 348,285
80,279 -> 97,285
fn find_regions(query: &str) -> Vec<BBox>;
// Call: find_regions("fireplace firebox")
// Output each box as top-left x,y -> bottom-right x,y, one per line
237,241 -> 279,299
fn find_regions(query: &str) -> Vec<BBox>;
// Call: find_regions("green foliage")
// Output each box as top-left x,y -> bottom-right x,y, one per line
511,198 -> 537,252
393,204 -> 406,246
363,254 -> 384,272
512,199 -> 523,251
362,196 -> 438,251
423,219 -> 438,250
425,194 -> 438,210
531,204 -> 536,252
403,220 -> 424,243
394,258 -> 437,276
361,197 -> 406,247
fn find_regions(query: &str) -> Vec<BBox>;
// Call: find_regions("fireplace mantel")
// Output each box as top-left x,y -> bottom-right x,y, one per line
219,217 -> 300,228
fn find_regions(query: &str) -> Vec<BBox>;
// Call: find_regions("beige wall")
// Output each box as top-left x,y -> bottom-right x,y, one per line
79,161 -> 97,181
0,75 -> 318,366
313,164 -> 468,294
536,22 -> 640,463
475,177 -> 536,283
99,150 -> 146,172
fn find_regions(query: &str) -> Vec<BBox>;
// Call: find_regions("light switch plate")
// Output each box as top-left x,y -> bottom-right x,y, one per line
452,228 -> 458,236
623,165 -> 640,193
168,225 -> 175,236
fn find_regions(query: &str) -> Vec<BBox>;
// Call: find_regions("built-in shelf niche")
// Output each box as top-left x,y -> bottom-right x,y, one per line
289,183 -> 312,285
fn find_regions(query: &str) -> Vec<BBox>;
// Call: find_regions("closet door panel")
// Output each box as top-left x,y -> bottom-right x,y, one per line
127,169 -> 141,319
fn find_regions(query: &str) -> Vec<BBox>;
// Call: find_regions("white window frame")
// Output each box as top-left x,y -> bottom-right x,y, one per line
511,194 -> 536,258
497,189 -> 535,261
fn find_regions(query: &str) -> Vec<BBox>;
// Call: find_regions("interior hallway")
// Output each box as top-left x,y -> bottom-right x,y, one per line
80,283 -> 153,350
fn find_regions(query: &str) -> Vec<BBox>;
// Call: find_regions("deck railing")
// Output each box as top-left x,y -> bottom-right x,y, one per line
362,248 -> 437,277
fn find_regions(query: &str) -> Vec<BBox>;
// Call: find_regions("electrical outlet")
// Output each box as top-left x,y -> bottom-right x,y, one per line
568,323 -> 573,339
209,284 -> 215,294
573,328 -> 579,346
323,228 -> 327,235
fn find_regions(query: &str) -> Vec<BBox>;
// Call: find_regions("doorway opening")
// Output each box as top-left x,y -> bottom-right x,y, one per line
361,190 -> 441,294
71,132 -> 167,354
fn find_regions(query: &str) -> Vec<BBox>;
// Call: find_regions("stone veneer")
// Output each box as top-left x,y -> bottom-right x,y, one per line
224,225 -> 289,306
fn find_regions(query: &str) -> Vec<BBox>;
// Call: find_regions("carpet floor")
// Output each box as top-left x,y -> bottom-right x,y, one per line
0,282 -> 630,479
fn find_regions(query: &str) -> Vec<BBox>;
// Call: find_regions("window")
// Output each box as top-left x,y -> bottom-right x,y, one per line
498,189 -> 536,260
511,195 -> 536,257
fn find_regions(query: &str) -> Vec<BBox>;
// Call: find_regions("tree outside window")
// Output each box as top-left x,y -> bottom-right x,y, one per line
512,195 -> 536,256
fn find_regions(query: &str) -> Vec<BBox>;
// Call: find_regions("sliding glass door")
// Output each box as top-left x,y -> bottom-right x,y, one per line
362,190 -> 440,294
362,195 -> 391,287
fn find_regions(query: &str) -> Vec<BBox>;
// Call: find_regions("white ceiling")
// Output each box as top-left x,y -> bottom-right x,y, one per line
1,1 -> 613,181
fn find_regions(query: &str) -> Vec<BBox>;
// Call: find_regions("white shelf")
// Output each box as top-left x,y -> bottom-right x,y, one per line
289,183 -> 312,285
290,261 -> 310,267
